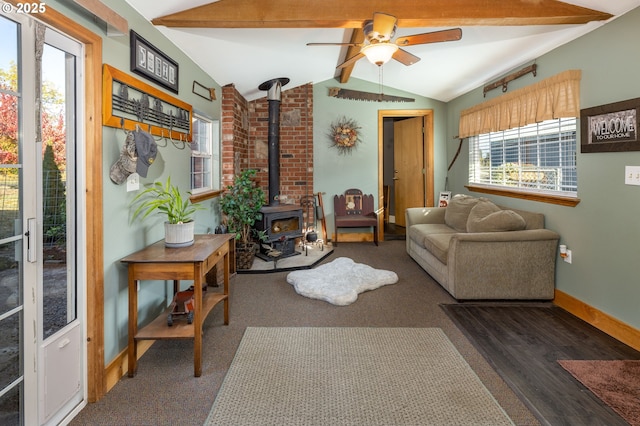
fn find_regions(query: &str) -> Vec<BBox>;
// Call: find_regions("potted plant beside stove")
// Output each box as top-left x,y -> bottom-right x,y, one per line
131,176 -> 203,247
220,169 -> 266,269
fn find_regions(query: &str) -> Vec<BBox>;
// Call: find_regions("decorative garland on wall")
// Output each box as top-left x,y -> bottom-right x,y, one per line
328,117 -> 361,155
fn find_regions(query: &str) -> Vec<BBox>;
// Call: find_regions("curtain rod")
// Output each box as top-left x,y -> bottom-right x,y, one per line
483,64 -> 537,97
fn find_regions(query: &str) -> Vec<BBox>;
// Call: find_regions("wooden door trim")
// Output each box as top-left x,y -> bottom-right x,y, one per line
378,110 -> 434,241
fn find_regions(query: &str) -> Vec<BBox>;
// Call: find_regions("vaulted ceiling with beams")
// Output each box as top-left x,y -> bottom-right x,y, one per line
124,0 -> 640,101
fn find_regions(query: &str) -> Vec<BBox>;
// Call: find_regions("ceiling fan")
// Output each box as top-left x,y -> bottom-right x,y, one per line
307,12 -> 462,69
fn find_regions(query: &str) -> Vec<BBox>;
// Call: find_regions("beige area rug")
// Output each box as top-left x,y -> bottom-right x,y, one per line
559,360 -> 640,426
205,327 -> 514,426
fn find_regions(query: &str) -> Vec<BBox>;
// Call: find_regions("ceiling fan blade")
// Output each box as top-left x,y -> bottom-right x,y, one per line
392,48 -> 421,66
396,28 -> 462,47
372,12 -> 397,39
336,52 -> 365,69
307,42 -> 361,46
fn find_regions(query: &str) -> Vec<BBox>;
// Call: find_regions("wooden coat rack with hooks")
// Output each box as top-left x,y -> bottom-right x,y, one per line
102,64 -> 192,142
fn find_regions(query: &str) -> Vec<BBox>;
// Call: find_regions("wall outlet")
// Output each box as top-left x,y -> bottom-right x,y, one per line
563,249 -> 572,264
127,173 -> 140,192
625,166 -> 640,186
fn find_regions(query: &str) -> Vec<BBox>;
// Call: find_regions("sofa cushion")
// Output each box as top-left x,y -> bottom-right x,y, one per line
444,195 -> 479,232
408,224 -> 457,247
467,200 -> 526,232
422,233 -> 455,264
467,198 -> 500,219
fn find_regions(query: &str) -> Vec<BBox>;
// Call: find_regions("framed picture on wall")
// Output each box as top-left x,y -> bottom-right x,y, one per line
130,30 -> 179,94
580,97 -> 640,153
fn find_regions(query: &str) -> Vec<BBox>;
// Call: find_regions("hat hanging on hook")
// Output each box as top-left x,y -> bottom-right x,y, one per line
134,128 -> 158,178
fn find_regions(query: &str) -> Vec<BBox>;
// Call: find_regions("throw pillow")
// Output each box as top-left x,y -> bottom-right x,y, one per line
467,198 -> 500,220
467,200 -> 527,232
444,194 -> 480,232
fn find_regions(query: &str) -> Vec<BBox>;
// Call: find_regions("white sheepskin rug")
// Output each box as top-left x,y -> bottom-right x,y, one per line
286,257 -> 398,306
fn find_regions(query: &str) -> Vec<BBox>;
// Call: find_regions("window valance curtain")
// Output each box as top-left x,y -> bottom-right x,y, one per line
458,69 -> 581,138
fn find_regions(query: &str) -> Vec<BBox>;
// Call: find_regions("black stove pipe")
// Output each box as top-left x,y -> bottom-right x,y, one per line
258,77 -> 290,206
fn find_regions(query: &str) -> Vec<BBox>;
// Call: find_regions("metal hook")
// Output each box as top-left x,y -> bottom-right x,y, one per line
152,128 -> 164,141
154,128 -> 168,147
167,121 -> 175,143
170,132 -> 186,150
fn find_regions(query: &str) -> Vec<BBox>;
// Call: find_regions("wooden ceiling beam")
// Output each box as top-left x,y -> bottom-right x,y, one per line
339,28 -> 364,84
72,0 -> 128,35
151,0 -> 612,28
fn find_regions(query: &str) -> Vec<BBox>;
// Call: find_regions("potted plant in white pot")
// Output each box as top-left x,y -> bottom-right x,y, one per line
131,176 -> 203,247
219,169 -> 266,269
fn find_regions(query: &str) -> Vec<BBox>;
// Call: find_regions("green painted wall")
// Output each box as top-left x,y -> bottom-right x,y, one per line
312,78 -> 448,237
47,0 -> 223,361
446,7 -> 640,330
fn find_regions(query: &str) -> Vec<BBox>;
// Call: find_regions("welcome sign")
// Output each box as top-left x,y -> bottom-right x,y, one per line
588,109 -> 636,143
581,98 -> 640,152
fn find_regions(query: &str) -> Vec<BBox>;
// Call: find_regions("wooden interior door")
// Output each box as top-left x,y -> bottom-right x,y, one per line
393,116 -> 425,227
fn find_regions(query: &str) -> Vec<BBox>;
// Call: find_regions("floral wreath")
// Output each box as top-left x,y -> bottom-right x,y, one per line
328,117 -> 361,155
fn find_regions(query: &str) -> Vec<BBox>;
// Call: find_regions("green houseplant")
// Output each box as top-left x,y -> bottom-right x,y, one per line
219,169 -> 266,269
131,176 -> 203,247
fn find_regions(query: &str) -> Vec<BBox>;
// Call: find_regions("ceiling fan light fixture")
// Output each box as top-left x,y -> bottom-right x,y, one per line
362,43 -> 398,66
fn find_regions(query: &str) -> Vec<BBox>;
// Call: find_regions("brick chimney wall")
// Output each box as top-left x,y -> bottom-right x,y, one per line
221,83 -> 314,211
221,83 -> 249,189
249,83 -> 313,205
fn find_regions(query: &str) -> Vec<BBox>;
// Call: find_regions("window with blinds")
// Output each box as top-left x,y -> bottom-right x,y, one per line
469,118 -> 577,197
190,114 -> 220,193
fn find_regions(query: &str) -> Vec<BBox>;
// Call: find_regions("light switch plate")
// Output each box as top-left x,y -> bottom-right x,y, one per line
625,166 -> 640,186
126,173 -> 140,192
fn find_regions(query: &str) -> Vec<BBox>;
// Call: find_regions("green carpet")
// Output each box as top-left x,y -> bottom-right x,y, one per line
205,327 -> 514,425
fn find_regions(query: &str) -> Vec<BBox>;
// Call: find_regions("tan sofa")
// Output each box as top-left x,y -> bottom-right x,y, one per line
405,195 -> 559,300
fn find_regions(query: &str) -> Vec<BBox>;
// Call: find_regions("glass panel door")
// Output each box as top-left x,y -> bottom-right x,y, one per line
0,13 -> 85,425
41,39 -> 77,339
0,15 -> 24,426
38,28 -> 83,426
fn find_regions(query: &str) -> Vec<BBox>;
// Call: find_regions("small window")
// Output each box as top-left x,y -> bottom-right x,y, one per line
190,113 -> 220,193
469,118 -> 578,197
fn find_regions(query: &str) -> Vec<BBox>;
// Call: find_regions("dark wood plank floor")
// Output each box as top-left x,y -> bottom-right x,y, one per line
384,223 -> 406,241
441,303 -> 640,426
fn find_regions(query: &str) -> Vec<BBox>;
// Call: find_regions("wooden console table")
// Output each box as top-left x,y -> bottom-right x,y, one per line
121,234 -> 234,377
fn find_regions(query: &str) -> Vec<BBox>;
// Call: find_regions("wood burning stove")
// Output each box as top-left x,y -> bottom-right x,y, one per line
254,77 -> 304,260
254,205 -> 304,259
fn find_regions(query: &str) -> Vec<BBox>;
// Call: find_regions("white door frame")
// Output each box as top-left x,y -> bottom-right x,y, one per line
38,27 -> 87,426
3,11 -> 88,425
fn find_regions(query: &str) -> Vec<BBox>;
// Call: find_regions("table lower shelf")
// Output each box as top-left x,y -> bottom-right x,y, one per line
135,291 -> 227,340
